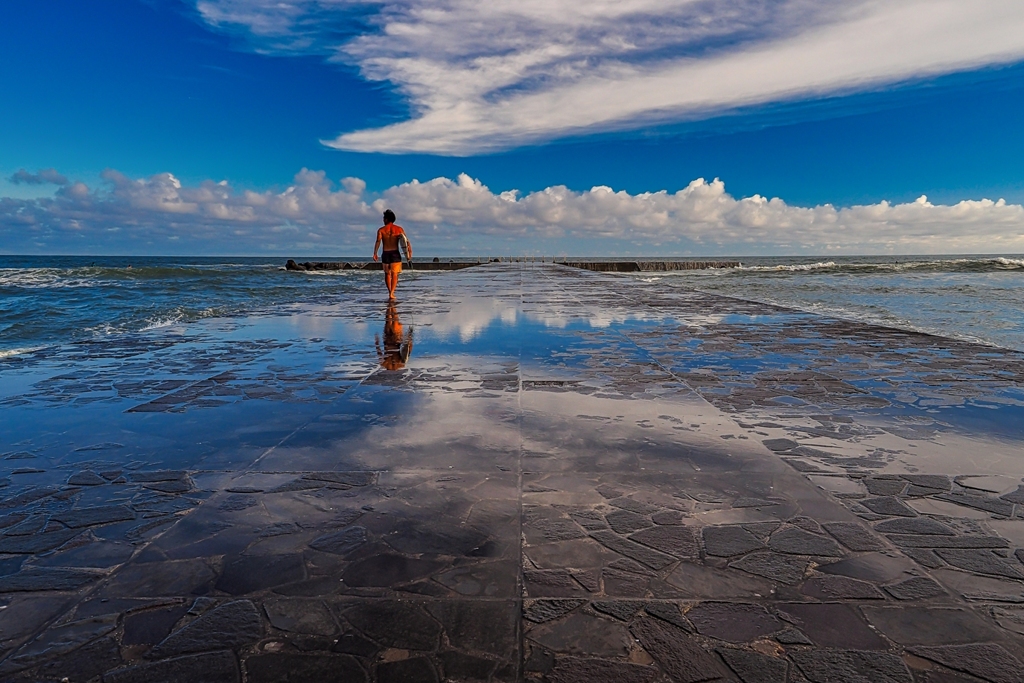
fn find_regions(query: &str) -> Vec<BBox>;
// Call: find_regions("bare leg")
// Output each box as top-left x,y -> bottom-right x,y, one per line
385,263 -> 401,298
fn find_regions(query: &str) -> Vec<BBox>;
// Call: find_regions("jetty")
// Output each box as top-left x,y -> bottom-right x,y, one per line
3,261 -> 1022,681
286,258 -> 741,272
557,260 -> 740,272
285,259 -> 481,271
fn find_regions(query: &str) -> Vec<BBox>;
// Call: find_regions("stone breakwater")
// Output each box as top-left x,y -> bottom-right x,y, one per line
286,259 -> 741,273
285,259 -> 481,271
0,262 -> 1022,682
557,261 -> 741,272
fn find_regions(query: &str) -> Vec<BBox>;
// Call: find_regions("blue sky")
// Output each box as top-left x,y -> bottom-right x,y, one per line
2,0 -> 1024,255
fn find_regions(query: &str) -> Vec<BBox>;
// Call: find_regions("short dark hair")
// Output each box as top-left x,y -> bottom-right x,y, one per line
383,209 -> 396,224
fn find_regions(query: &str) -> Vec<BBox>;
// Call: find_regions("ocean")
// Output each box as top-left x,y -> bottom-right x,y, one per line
638,255 -> 1024,352
1,254 -> 1023,357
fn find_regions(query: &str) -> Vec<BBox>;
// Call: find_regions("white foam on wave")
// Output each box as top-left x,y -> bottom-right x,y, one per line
0,268 -> 97,289
301,269 -> 370,277
81,307 -> 221,338
0,346 -> 43,359
83,322 -> 124,337
139,314 -> 187,331
895,256 -> 1024,271
139,307 -> 220,332
739,261 -> 837,272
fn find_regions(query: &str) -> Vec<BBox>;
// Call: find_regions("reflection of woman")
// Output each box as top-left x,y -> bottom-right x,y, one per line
375,301 -> 414,370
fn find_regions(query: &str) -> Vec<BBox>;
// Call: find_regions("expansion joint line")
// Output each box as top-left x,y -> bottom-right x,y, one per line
514,262 -> 526,681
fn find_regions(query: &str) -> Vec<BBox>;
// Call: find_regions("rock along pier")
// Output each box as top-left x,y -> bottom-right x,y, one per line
285,259 -> 742,272
557,260 -> 741,272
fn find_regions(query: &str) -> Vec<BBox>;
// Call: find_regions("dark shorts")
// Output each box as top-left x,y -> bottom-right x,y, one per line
381,250 -> 402,264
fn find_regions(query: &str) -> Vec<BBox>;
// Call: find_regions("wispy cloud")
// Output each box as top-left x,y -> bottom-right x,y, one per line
9,168 -> 69,186
2,169 -> 1022,254
192,0 -> 1024,154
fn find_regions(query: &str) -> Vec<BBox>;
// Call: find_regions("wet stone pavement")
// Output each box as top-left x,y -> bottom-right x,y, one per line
1,263 -> 1024,682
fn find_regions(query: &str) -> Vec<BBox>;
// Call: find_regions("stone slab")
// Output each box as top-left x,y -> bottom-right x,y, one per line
909,643 -> 1024,683
629,617 -> 724,683
150,600 -> 262,658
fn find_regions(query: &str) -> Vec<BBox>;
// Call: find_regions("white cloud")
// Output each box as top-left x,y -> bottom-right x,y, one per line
192,0 -> 1024,154
2,169 -> 1023,254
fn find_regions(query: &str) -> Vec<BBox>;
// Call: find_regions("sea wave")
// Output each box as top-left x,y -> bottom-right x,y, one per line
0,347 -> 44,359
300,269 -> 371,277
738,261 -> 837,272
0,263 -> 278,289
80,306 -> 227,337
731,257 -> 1024,275
0,256 -> 373,352
139,306 -> 222,331
0,268 -> 98,289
